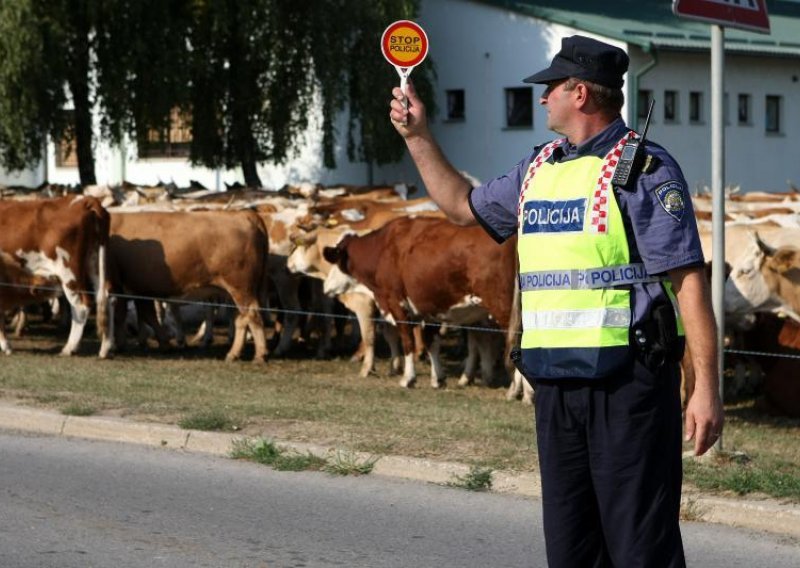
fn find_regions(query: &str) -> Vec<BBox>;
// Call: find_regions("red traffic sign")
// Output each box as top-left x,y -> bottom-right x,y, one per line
381,20 -> 429,69
673,0 -> 770,34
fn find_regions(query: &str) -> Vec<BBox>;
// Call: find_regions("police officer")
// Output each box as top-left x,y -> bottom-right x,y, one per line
389,35 -> 724,567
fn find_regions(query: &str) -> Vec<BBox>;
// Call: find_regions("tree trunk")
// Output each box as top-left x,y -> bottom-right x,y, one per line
227,3 -> 262,189
67,2 -> 96,186
240,154 -> 261,188
69,77 -> 96,186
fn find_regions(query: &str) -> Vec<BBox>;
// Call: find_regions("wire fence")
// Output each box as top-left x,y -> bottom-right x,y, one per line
4,279 -> 800,362
0,280 -> 509,335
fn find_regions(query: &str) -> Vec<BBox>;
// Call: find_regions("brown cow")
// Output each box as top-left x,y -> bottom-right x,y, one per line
108,210 -> 269,362
0,252 -> 61,354
288,225 -> 412,377
323,217 -> 516,389
0,196 -> 113,357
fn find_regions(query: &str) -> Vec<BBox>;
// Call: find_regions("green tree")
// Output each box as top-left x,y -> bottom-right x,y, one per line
0,1 -> 75,181
0,0 -> 434,188
94,0 -> 193,154
188,0 -> 306,188
0,0 -> 190,186
187,0 -> 435,188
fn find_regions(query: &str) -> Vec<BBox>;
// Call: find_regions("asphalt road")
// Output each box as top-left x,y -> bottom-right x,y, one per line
0,432 -> 797,568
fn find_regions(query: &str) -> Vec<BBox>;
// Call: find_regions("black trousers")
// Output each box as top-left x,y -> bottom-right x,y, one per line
534,359 -> 686,568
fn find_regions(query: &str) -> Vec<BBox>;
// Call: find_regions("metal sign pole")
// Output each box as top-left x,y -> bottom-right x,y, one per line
711,24 -> 725,452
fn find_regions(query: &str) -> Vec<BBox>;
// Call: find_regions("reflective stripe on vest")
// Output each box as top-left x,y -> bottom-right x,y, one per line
522,307 -> 631,330
519,263 -> 661,291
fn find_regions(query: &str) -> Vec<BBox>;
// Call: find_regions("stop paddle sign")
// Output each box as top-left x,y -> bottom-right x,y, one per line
381,20 -> 429,111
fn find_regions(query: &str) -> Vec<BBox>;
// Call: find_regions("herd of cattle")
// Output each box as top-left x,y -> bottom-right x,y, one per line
1,182 -> 799,416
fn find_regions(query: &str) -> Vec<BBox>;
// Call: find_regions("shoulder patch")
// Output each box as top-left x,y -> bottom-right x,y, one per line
654,180 -> 686,222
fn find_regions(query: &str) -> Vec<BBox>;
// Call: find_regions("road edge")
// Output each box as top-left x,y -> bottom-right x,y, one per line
1,401 -> 798,540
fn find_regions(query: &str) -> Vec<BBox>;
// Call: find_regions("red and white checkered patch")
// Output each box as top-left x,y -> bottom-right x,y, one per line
517,131 -> 639,234
517,138 -> 565,229
589,131 -> 639,234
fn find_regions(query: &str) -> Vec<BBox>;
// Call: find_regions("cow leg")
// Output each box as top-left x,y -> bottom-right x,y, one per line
135,300 -> 171,350
521,374 -> 534,405
164,303 -> 187,348
61,301 -> 89,356
413,325 -> 425,361
478,330 -> 505,388
395,319 -> 418,388
425,327 -> 446,389
247,305 -> 268,363
101,296 -> 116,357
226,299 -> 267,363
381,324 -> 404,375
227,311 -> 248,362
0,316 -> 12,355
134,302 -> 151,349
339,292 -> 377,377
60,280 -> 90,356
92,243 -> 114,359
313,288 -> 335,359
113,299 -> 130,351
458,330 -> 480,386
11,308 -> 26,338
506,369 -> 523,401
270,264 -> 301,357
506,370 -> 534,405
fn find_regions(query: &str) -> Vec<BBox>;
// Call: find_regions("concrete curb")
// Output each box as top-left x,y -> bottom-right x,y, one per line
0,402 -> 798,539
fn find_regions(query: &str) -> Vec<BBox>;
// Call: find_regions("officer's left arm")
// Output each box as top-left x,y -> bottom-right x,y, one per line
627,145 -> 722,456
668,266 -> 724,456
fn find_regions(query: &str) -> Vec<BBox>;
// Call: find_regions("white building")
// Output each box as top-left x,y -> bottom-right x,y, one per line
3,0 -> 800,194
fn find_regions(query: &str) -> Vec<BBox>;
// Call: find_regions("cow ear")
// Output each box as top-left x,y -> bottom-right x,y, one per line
771,248 -> 800,274
753,231 -> 776,256
322,246 -> 339,264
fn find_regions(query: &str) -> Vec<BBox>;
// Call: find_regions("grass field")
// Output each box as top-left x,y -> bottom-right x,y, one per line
1,317 -> 799,501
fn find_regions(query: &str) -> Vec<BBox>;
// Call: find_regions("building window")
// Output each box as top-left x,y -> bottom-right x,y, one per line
445,89 -> 465,121
738,94 -> 751,125
664,90 -> 678,122
138,108 -> 192,158
766,95 -> 782,133
689,91 -> 703,123
637,89 -> 653,123
55,111 -> 78,168
724,92 -> 730,125
505,87 -> 533,128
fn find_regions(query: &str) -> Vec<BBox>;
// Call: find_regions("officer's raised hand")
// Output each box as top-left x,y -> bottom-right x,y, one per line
390,80 -> 428,138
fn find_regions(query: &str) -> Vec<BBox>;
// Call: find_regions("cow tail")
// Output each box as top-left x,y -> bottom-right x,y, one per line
252,212 -> 271,318
93,200 -> 111,340
95,243 -> 108,339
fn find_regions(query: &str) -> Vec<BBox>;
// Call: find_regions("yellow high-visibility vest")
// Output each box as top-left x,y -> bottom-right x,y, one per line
516,134 -> 683,379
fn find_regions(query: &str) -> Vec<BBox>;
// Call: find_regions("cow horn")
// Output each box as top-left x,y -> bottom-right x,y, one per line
753,231 -> 776,256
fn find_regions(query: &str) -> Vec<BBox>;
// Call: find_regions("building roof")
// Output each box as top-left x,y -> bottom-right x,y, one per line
477,0 -> 800,58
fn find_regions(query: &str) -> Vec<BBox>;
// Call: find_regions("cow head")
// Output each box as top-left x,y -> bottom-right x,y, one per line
725,231 -> 800,324
321,234 -> 360,297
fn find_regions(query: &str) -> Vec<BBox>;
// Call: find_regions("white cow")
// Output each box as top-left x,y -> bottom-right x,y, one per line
725,231 -> 800,324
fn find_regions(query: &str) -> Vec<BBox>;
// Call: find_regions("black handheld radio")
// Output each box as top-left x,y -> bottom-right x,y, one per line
612,99 -> 655,190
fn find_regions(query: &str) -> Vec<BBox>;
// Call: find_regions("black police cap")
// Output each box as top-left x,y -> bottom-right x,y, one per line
523,35 -> 629,89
